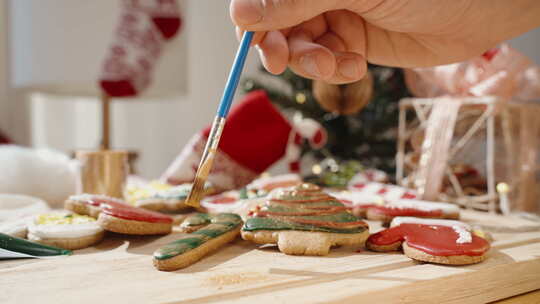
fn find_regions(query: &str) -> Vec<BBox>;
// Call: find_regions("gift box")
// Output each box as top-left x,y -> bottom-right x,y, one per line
396,96 -> 540,214
397,44 -> 540,214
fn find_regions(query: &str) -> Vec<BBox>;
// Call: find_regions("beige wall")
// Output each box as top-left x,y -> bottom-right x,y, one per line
15,0 -> 262,178
0,0 -> 9,135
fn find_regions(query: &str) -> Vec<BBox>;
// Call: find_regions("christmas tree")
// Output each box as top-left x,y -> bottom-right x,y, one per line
242,64 -> 411,180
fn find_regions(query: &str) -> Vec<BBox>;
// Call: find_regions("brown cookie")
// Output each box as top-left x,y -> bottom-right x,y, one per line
65,194 -> 173,235
153,213 -> 243,271
241,230 -> 369,256
366,217 -> 490,265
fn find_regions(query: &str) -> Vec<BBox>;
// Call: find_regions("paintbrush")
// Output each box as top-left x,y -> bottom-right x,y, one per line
185,31 -> 254,208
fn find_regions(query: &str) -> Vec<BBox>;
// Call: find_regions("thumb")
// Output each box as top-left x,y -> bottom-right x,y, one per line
230,0 -> 344,31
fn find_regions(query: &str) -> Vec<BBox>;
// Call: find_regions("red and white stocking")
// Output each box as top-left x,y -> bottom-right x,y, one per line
99,0 -> 181,97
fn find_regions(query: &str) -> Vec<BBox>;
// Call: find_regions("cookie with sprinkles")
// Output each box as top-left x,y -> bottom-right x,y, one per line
27,212 -> 104,250
153,213 -> 242,271
241,183 -> 369,256
366,217 -> 490,265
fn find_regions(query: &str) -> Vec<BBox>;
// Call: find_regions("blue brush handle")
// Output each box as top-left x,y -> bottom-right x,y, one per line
216,31 -> 254,118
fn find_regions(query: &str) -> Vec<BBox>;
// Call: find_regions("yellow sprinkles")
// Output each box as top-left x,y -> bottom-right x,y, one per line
36,213 -> 96,225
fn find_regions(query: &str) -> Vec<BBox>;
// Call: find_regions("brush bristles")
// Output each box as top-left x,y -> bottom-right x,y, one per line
185,177 -> 206,207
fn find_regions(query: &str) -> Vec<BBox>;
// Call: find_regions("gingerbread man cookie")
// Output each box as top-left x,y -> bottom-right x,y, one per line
153,213 -> 242,271
241,183 -> 369,256
367,217 -> 490,265
65,194 -> 173,235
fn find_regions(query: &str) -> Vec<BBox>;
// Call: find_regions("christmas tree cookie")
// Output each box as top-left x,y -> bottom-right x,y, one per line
367,217 -> 490,265
153,213 -> 242,271
241,183 -> 369,256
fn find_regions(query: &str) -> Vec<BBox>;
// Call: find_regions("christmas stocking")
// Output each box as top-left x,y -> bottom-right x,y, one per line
99,0 -> 182,97
161,90 -> 327,191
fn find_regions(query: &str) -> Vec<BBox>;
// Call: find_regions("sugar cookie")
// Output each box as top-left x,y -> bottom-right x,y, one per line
153,213 -> 242,271
366,199 -> 460,224
241,183 -> 369,256
65,194 -> 173,235
27,212 -> 104,250
366,217 -> 490,265
135,183 -> 214,212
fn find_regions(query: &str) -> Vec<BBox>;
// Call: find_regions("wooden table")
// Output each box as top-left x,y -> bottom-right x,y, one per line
2,210 -> 540,303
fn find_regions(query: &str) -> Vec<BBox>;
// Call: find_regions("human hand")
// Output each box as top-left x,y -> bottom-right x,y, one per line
231,0 -> 540,84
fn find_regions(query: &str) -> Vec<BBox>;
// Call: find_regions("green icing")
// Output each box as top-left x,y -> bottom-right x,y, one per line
154,236 -> 205,260
193,226 -> 230,238
182,213 -> 211,227
154,213 -> 242,260
243,217 -> 364,234
242,184 -> 367,234
0,233 -> 72,257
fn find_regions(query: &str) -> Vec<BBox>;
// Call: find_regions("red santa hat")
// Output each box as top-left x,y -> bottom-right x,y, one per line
162,90 -> 325,191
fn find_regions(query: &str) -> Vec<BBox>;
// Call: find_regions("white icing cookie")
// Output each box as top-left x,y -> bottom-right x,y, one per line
201,191 -> 242,213
347,169 -> 388,186
28,212 -> 103,239
326,190 -> 384,207
68,194 -> 124,204
347,182 -> 418,202
387,200 -> 460,215
246,174 -> 302,193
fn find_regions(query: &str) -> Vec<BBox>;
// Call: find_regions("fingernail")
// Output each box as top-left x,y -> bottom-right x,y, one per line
300,54 -> 321,77
234,0 -> 264,25
338,59 -> 360,79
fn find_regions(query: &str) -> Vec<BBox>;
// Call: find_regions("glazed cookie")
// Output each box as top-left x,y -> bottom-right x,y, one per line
64,194 -> 116,218
246,173 -> 302,196
65,194 -> 173,235
367,217 -> 490,265
327,190 -> 384,218
153,213 -> 242,271
348,182 -> 418,201
200,191 -> 242,214
135,183 -> 214,212
241,183 -> 369,256
366,199 -> 460,224
27,213 -> 104,250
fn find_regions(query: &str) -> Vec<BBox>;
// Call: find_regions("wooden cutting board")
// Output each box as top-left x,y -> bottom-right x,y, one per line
2,210 -> 540,304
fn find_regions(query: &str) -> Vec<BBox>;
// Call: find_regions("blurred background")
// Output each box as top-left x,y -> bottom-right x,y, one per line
0,0 -> 539,179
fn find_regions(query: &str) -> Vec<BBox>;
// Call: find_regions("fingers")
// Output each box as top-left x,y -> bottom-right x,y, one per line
288,29 -> 366,84
235,27 -> 266,46
257,31 -> 289,74
287,29 -> 335,80
230,0 -> 345,31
